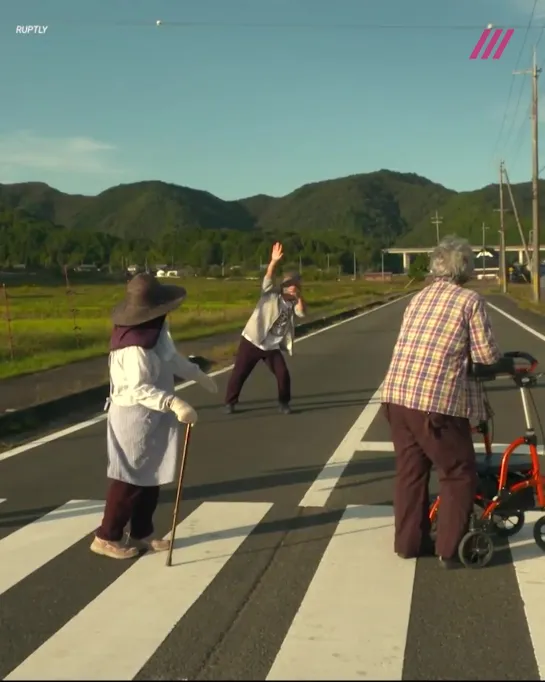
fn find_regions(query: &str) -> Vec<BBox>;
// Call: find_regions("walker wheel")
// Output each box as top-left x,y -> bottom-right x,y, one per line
458,530 -> 494,568
532,515 -> 545,551
491,511 -> 525,538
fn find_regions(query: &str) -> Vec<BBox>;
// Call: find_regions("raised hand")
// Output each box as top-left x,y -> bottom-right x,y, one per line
271,242 -> 283,263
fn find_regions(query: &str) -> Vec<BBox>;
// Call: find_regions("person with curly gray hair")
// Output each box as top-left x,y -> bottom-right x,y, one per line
381,235 -> 502,569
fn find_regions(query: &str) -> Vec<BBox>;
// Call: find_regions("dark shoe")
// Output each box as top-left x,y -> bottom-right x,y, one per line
438,556 -> 459,570
279,403 -> 291,415
396,547 -> 435,559
396,542 -> 435,559
224,404 -> 235,414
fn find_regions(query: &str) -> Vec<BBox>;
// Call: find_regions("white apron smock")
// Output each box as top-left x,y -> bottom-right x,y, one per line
105,325 -> 186,487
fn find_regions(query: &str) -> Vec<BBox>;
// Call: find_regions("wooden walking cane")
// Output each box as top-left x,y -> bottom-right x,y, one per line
166,423 -> 193,567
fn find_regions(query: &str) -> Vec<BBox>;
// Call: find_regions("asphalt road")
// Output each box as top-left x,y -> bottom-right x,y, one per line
1,293 -> 545,680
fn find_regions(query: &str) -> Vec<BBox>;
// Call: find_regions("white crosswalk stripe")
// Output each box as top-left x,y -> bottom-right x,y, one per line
0,497 -> 545,679
266,505 -> 415,681
507,510 -> 545,680
6,501 -> 271,681
0,500 -> 105,598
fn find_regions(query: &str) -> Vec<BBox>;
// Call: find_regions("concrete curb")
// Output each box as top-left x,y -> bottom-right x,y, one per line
0,292 -> 406,437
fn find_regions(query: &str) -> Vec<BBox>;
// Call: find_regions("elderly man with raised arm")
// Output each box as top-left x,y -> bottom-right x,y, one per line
224,242 -> 306,415
381,236 -> 502,569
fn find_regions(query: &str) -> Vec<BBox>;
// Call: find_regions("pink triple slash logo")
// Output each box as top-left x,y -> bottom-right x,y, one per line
470,27 -> 514,60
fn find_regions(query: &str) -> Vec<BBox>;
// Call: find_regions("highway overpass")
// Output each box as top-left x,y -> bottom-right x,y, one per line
385,244 -> 544,271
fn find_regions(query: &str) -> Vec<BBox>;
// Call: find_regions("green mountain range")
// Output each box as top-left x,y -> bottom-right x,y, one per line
0,170 -> 542,272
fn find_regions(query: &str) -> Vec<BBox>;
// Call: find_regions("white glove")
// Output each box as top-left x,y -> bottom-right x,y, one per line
170,397 -> 198,424
197,371 -> 218,394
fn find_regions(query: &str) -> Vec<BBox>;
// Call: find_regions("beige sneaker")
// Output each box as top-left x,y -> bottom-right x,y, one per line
130,536 -> 171,552
90,536 -> 138,560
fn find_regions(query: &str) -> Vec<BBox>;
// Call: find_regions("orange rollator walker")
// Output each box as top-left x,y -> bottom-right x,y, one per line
429,351 -> 545,569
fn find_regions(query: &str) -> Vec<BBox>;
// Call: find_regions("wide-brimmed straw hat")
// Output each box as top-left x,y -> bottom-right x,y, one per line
111,273 -> 187,326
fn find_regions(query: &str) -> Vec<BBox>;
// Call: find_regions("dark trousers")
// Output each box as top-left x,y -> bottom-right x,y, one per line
384,403 -> 476,559
96,479 -> 160,542
225,336 -> 291,405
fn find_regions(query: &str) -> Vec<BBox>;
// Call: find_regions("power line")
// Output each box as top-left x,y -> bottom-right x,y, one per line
506,98 -> 531,175
507,25 -> 545,177
42,19 -> 545,31
513,47 -> 541,302
538,25 -> 545,51
491,0 -> 538,161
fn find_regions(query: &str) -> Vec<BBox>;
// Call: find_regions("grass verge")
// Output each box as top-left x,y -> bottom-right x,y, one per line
0,276 -> 418,379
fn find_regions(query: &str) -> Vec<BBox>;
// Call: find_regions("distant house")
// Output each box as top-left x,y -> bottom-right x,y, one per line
73,264 -> 98,272
156,266 -> 196,278
155,269 -> 181,278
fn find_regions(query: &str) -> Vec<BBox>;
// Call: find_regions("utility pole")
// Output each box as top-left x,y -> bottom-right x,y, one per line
481,222 -> 489,279
494,160 -> 508,294
431,211 -> 443,244
515,46 -> 541,302
503,165 -> 531,264
353,250 -> 357,279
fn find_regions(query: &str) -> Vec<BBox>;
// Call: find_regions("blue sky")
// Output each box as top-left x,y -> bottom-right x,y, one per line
1,0 -> 545,200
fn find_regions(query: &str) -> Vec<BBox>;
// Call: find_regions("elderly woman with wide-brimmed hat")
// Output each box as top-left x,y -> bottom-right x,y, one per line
90,273 -> 218,560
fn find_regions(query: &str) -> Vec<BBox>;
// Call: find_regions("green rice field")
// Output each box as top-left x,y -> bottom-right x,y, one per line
0,275 -> 414,379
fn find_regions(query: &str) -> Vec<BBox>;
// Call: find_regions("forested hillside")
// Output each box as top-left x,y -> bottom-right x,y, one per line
0,170 -> 539,273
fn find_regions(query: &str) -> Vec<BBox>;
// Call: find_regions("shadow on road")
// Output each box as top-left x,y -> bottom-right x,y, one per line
0,457 -> 396,530
162,456 -> 396,503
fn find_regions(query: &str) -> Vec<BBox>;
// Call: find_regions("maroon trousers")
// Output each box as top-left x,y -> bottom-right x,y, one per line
384,403 -> 477,559
96,479 -> 160,542
225,336 -> 291,405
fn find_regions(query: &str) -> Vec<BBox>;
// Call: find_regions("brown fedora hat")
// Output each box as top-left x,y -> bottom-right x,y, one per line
112,273 -> 187,326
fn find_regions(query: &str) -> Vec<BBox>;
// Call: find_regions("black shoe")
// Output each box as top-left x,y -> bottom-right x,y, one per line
224,404 -> 235,414
396,541 -> 435,559
279,403 -> 291,415
396,547 -> 435,559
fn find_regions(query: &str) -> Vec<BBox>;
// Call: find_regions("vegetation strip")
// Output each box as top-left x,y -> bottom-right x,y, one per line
0,292 -> 408,440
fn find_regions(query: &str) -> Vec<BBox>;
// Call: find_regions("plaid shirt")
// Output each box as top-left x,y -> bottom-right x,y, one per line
381,280 -> 501,421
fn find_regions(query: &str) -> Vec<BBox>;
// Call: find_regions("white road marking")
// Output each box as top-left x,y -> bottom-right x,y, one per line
487,302 -> 545,342
508,510 -> 545,680
0,294 -> 412,462
0,500 -> 105,598
355,441 -> 545,455
266,504 -> 414,681
5,501 -> 272,681
298,388 -> 384,507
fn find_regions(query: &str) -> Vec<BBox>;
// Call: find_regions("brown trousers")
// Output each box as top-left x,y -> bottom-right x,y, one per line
384,403 -> 477,559
96,479 -> 160,542
225,336 -> 291,405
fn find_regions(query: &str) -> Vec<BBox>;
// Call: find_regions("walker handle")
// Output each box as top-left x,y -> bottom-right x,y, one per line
502,351 -> 538,373
469,355 -> 515,380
